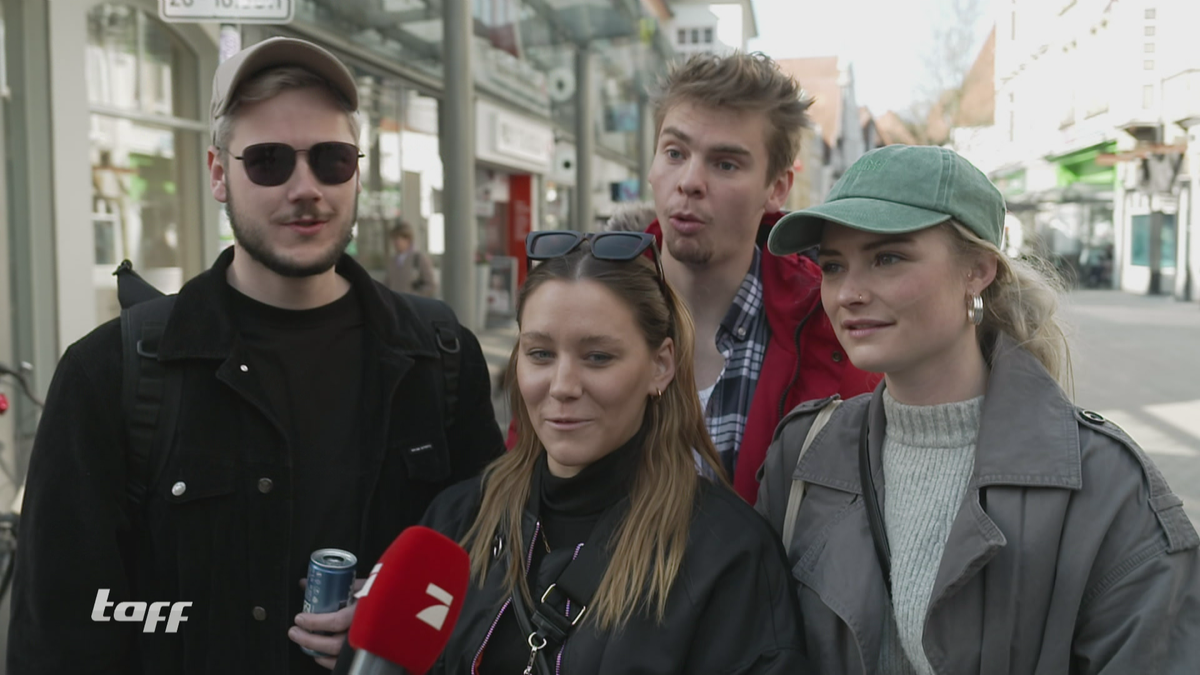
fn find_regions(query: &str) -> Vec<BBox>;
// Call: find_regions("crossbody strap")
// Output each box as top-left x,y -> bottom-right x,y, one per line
524,503 -> 625,651
781,399 -> 842,552
510,466 -> 629,674
858,410 -> 892,596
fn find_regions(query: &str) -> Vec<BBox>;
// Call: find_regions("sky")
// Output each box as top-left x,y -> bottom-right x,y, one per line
727,0 -> 994,115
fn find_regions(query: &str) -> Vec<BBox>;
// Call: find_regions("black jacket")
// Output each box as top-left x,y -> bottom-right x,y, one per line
8,248 -> 505,675
417,475 -> 809,675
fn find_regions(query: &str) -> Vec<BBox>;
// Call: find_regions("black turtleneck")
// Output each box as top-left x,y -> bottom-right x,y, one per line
536,419 -> 645,550
479,418 -> 648,674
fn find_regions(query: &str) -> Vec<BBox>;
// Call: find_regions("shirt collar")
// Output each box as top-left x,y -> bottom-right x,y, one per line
718,247 -> 765,343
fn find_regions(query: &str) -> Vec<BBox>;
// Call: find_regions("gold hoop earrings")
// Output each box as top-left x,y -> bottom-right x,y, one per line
968,293 -> 984,325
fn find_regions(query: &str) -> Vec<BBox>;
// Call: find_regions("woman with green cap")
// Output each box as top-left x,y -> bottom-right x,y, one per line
755,145 -> 1200,674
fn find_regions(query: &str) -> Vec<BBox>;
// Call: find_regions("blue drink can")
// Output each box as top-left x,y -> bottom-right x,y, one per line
301,548 -> 357,658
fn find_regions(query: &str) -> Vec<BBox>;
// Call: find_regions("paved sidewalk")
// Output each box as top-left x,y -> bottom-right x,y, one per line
1063,290 -> 1200,524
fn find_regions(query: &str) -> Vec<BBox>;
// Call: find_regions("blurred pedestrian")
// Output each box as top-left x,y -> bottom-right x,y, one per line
757,145 -> 1200,674
384,219 -> 438,297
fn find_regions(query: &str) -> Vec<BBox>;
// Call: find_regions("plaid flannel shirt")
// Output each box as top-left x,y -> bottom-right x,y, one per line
704,249 -> 770,480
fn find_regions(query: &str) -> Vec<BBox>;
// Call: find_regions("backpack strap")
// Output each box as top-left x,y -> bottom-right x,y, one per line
405,295 -> 462,431
781,399 -> 842,552
120,295 -> 181,507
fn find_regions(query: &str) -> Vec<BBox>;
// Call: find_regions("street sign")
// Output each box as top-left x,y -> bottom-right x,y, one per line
159,0 -> 294,24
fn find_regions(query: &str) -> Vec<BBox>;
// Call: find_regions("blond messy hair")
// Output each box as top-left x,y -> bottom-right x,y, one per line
945,221 -> 1074,391
651,52 -> 812,183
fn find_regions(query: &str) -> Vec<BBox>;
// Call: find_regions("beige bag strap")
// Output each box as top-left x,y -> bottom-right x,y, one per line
782,400 -> 842,552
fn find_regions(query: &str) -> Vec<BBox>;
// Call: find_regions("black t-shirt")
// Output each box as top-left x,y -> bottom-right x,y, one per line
228,286 -> 365,674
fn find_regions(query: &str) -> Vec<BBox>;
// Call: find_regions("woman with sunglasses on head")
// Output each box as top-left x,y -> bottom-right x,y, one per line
755,145 -> 1200,674
418,231 -> 807,674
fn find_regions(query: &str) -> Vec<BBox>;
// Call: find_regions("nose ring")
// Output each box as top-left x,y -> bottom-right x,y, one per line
857,293 -> 864,302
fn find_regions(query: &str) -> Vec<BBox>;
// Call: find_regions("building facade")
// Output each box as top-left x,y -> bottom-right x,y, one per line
983,0 -> 1199,300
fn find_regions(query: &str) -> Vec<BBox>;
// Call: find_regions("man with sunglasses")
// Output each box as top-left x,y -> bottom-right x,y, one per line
10,38 -> 504,675
644,52 -> 880,503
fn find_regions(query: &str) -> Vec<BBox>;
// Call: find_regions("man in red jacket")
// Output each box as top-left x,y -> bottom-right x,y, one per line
504,53 -> 876,502
645,52 -> 879,503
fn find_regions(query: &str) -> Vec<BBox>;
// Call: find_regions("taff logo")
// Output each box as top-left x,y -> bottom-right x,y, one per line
91,589 -> 191,633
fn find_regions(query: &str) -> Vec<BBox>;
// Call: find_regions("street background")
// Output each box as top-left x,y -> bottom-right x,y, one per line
1066,290 -> 1200,523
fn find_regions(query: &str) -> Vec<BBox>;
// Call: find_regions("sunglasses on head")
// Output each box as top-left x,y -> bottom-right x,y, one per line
525,231 -> 666,286
228,142 -> 364,187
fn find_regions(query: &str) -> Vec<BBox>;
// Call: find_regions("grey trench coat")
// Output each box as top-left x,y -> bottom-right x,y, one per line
756,335 -> 1200,674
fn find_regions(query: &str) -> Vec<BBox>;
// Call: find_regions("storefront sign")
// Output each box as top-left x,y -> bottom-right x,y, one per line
476,100 -> 554,174
495,113 -> 553,168
160,0 -> 294,24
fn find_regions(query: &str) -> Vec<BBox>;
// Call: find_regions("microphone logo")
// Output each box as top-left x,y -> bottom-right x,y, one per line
356,563 -> 382,600
416,583 -> 454,630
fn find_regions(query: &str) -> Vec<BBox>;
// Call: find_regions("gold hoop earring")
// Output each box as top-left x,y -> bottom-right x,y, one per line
968,293 -> 984,325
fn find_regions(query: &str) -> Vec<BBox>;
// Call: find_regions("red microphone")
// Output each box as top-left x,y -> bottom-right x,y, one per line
347,526 -> 470,675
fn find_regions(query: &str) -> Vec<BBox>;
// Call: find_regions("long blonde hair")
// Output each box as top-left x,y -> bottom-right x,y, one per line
946,221 -> 1073,389
462,243 -> 726,630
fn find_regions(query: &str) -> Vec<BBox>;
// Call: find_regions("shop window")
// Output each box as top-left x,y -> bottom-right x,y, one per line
1130,214 -> 1176,268
87,4 -> 202,324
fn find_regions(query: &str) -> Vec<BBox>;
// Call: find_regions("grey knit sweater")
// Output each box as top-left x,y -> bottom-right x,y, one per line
877,389 -> 983,675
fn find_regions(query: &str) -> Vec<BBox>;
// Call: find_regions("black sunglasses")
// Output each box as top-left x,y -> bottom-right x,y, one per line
525,231 -> 666,286
229,142 -> 364,187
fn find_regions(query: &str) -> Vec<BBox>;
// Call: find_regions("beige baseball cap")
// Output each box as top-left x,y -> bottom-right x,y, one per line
210,37 -> 359,126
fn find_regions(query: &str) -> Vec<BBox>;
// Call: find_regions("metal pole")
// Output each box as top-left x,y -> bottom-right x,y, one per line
442,0 -> 477,327
636,78 -> 651,200
574,43 -> 594,231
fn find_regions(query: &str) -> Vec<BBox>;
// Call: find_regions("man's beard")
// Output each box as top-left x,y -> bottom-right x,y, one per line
664,231 -> 713,266
225,185 -> 356,278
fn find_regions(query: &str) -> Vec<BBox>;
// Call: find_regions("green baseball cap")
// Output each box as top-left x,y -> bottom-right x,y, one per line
767,145 -> 1006,255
